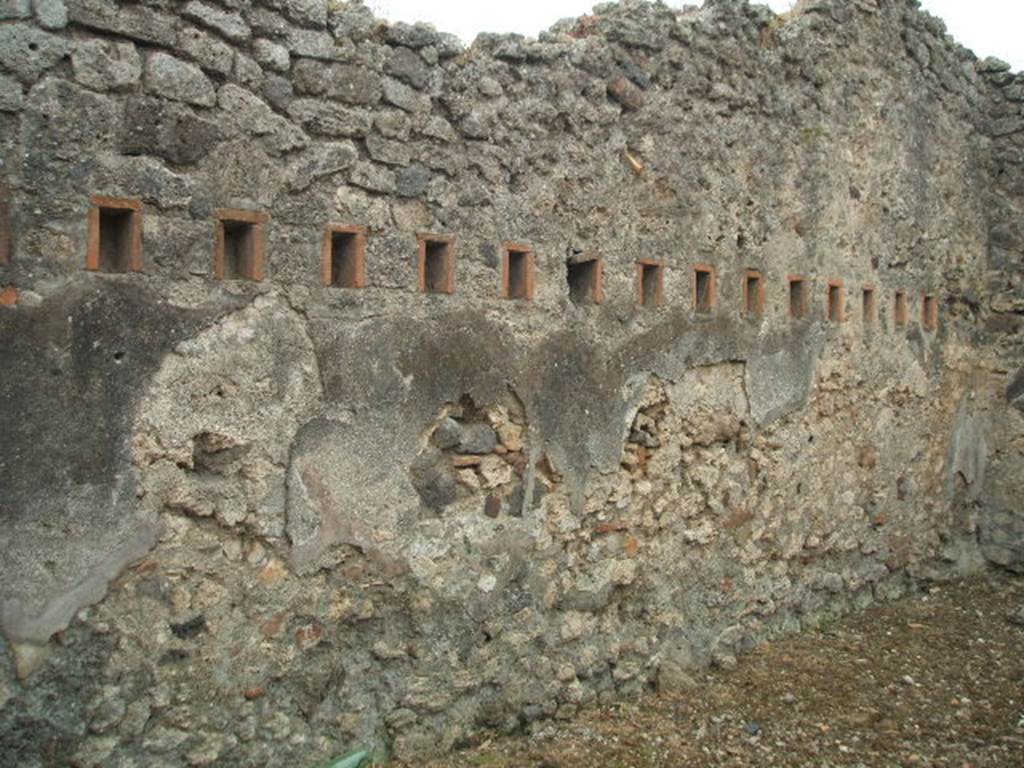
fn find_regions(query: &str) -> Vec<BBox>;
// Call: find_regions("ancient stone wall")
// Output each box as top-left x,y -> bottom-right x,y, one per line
0,0 -> 1021,764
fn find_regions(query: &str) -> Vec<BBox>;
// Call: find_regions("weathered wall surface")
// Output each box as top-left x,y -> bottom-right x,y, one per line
0,0 -> 1021,764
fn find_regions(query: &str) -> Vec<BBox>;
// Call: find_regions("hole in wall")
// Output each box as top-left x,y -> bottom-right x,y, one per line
99,208 -> 133,272
222,221 -> 259,280
420,236 -> 454,294
894,290 -> 908,327
567,257 -> 601,305
827,281 -> 843,323
504,247 -> 533,300
327,229 -> 365,289
862,287 -> 876,324
214,210 -> 266,282
788,277 -> 806,319
637,261 -> 663,308
922,294 -> 938,331
693,266 -> 715,314
743,270 -> 764,318
411,392 -> 540,517
89,199 -> 142,274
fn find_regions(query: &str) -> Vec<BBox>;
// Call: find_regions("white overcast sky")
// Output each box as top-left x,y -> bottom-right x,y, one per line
367,0 -> 1023,71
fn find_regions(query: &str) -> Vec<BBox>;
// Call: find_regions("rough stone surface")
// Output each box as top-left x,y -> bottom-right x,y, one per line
0,1 -> 1021,766
0,0 -> 31,19
182,0 -> 251,42
385,46 -> 432,90
71,39 -> 141,92
33,0 -> 66,29
178,24 -> 236,76
145,52 -> 216,107
292,59 -> 382,105
253,37 -> 290,72
66,0 -> 177,46
0,23 -> 68,82
287,98 -> 371,137
121,96 -> 220,166
0,73 -> 24,112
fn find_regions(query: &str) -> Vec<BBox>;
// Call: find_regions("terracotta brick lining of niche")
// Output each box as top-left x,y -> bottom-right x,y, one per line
214,208 -> 268,282
87,195 -> 143,273
322,224 -> 367,288
502,242 -> 536,300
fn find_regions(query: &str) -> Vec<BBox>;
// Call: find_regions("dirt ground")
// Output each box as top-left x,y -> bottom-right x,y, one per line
411,574 -> 1024,768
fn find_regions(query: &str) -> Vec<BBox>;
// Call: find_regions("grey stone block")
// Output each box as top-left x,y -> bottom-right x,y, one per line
72,39 -> 142,93
66,0 -> 177,47
0,24 -> 69,82
385,47 -> 432,91
287,99 -> 371,138
292,59 -> 382,106
0,0 -> 30,19
178,25 -> 236,76
121,96 -> 220,165
458,424 -> 498,455
145,52 -> 216,108
253,39 -> 290,73
34,0 -> 66,29
264,0 -> 327,28
182,0 -> 250,42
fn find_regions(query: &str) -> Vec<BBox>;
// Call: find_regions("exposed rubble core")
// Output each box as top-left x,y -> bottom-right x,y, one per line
0,0 -> 1021,764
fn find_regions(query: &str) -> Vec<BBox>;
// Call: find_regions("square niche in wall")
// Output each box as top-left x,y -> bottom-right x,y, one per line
87,196 -> 143,273
922,294 -> 938,331
503,243 -> 535,300
894,290 -> 908,327
214,209 -> 268,281
693,264 -> 716,314
323,224 -> 367,288
566,254 -> 603,305
788,275 -> 807,319
418,234 -> 455,294
862,286 -> 876,325
827,279 -> 844,323
636,260 -> 664,307
743,269 -> 764,318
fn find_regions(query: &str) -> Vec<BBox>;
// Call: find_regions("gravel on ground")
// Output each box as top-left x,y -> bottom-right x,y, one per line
408,574 -> 1024,768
